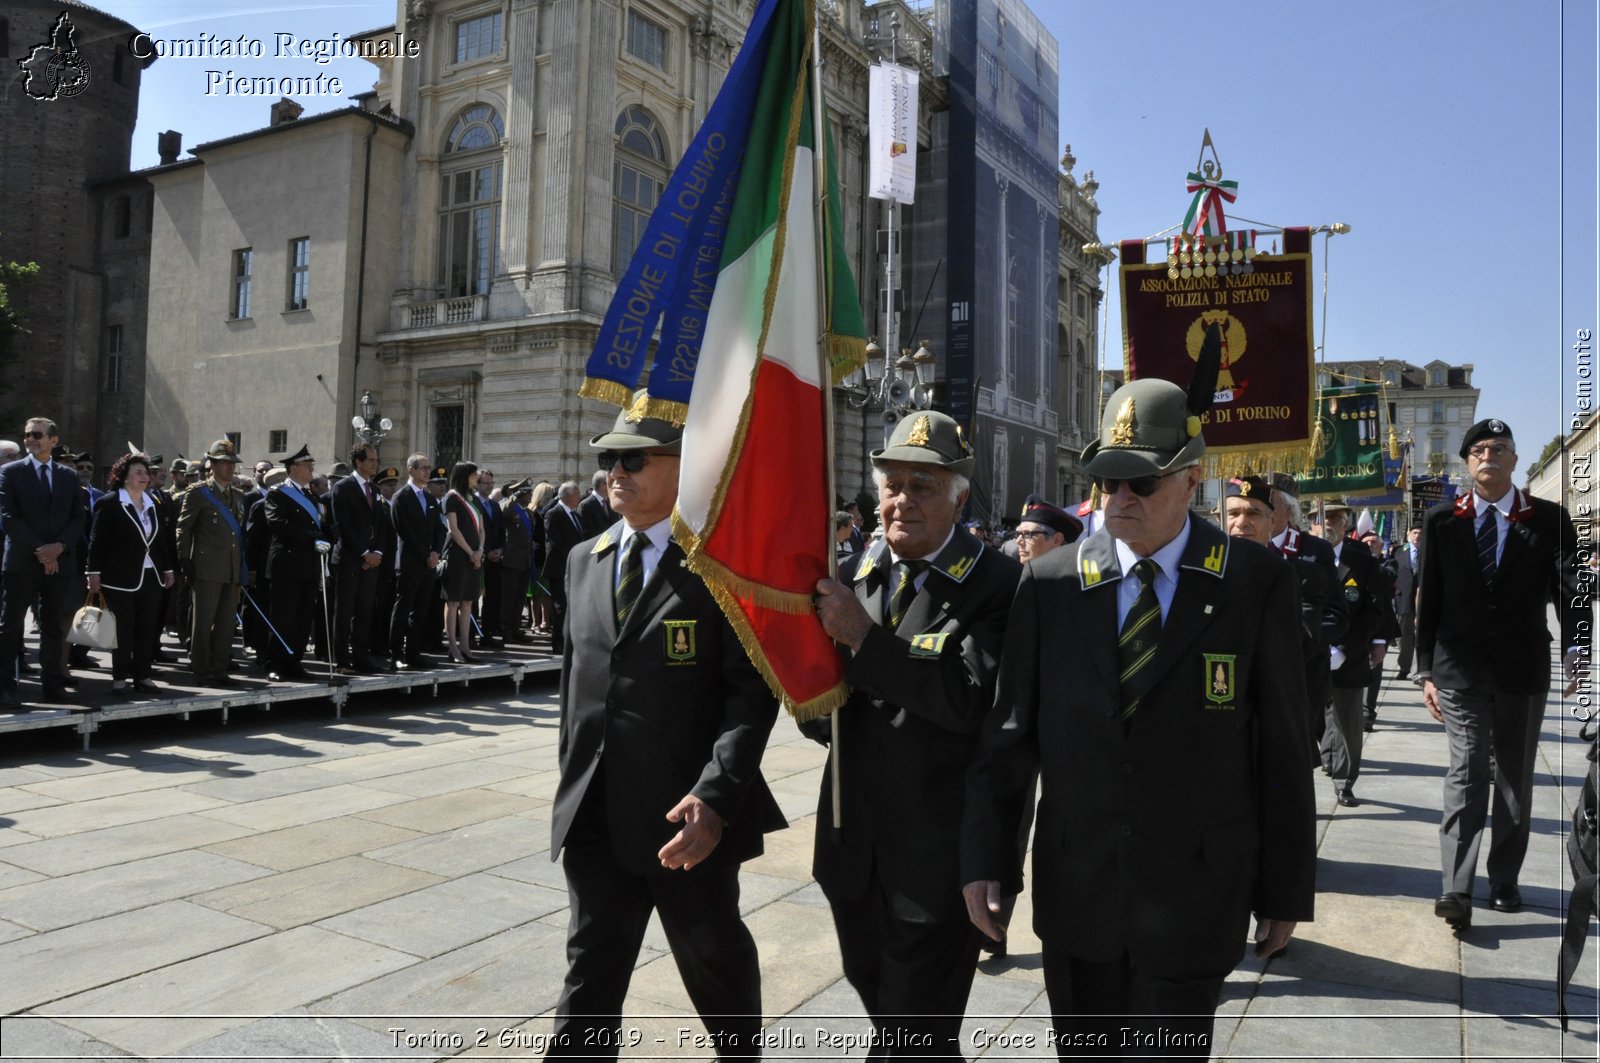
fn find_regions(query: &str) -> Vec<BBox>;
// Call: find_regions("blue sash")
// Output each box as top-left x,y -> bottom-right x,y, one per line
280,483 -> 321,529
194,484 -> 248,584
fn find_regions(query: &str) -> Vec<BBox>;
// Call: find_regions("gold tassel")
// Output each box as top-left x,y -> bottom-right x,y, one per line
638,396 -> 690,428
827,334 -> 869,385
578,377 -> 635,409
1387,424 -> 1401,461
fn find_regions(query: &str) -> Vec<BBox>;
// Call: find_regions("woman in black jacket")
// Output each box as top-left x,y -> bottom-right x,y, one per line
87,453 -> 176,693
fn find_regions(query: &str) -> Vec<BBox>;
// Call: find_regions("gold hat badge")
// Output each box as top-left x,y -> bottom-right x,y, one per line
1111,398 -> 1136,446
907,414 -> 931,448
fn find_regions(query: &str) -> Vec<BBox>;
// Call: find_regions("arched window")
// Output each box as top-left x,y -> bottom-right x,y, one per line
438,105 -> 504,297
613,106 -> 668,274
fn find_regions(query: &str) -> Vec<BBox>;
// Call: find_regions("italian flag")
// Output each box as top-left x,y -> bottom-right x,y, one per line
672,0 -> 866,720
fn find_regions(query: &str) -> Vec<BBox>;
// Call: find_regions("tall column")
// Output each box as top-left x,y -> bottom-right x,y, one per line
538,0 -> 580,274
493,0 -> 542,315
995,173 -> 1010,402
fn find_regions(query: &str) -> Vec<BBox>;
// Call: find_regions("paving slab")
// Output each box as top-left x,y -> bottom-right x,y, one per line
0,849 -> 272,931
1,786 -> 229,839
0,812 -> 256,876
315,871 -> 568,957
354,787 -> 541,833
12,757 -> 232,804
177,761 -> 382,804
199,814 -> 426,871
363,813 -> 546,876
0,916 -> 34,945
162,1006 -> 438,1062
0,900 -> 273,1013
359,758 -> 531,798
1219,974 -> 1460,1061
194,782 -> 410,831
1462,976 -> 1596,1061
0,1015 -> 134,1059
1272,892 -> 1459,1003
485,850 -> 567,891
0,786 -> 65,815
0,766 -> 56,788
39,925 -> 418,1059
0,859 -> 44,890
190,854 -> 446,929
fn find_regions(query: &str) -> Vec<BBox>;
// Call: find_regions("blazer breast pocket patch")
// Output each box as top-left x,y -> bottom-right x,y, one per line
909,631 -> 949,657
664,620 -> 697,664
1203,653 -> 1237,708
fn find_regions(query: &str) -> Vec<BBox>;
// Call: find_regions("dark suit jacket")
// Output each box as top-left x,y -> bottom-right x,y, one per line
265,483 -> 328,582
542,503 -> 588,595
550,526 -> 785,874
1278,528 -> 1348,659
330,475 -> 383,568
579,491 -> 619,537
477,492 -> 505,551
500,498 -> 535,571
1392,543 -> 1418,618
805,529 -> 1021,923
86,493 -> 174,592
244,497 -> 271,585
0,458 -> 86,572
1329,537 -> 1385,689
963,519 -> 1316,980
1417,489 -> 1582,695
390,485 -> 446,573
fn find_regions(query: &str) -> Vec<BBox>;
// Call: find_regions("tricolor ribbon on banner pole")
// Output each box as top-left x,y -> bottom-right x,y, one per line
1182,171 -> 1238,239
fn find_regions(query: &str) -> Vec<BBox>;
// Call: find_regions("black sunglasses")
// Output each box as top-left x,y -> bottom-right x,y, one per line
598,451 -> 650,473
1094,470 -> 1181,498
25,431 -> 48,440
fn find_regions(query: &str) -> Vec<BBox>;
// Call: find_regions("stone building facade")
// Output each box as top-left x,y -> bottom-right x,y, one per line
1054,145 -> 1102,509
0,0 -> 154,467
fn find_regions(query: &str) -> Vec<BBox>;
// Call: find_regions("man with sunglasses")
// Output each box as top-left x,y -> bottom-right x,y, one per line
1015,494 -> 1084,564
546,400 -> 784,1061
1420,418 -> 1584,929
0,418 -> 87,708
963,377 -> 1315,1057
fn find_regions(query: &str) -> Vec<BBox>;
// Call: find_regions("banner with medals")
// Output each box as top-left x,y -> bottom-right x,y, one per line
1118,231 -> 1314,476
1295,383 -> 1387,497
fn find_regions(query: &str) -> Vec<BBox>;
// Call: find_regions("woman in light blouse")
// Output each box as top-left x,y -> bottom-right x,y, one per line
87,453 -> 176,693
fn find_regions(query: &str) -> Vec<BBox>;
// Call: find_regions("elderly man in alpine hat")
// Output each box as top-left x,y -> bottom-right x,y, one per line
963,355 -> 1316,1058
175,439 -> 250,686
808,410 -> 1020,1059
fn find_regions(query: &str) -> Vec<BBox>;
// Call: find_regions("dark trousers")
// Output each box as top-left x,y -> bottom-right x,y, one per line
480,558 -> 503,635
1436,683 -> 1547,896
242,578 -> 272,656
371,566 -> 395,651
104,581 -> 164,681
189,579 -> 240,678
1,564 -> 71,691
547,801 -> 761,1061
1303,653 -> 1331,768
1365,660 -> 1384,722
269,574 -> 320,673
826,880 -> 981,1060
501,566 -> 529,636
389,564 -> 437,661
1322,686 -> 1366,793
333,560 -> 379,664
1395,612 -> 1416,675
550,584 -> 569,655
1041,942 -> 1223,1060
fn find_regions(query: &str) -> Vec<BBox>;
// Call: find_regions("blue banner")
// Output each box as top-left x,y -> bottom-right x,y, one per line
580,0 -> 781,418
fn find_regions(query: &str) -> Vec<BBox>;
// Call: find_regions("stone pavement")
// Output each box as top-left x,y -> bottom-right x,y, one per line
0,667 -> 1596,1061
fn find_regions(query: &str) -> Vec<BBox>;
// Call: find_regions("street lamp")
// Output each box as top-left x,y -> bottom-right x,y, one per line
843,337 -> 939,447
351,389 -> 393,447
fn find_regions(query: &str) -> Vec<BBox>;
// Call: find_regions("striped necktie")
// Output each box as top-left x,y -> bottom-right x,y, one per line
886,559 -> 928,631
615,532 -> 648,627
1476,508 -> 1498,586
1118,559 -> 1162,719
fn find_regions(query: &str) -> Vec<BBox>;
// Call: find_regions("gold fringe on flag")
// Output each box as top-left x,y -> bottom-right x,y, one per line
1201,444 -> 1319,480
827,334 -> 868,386
634,394 -> 690,428
578,376 -> 634,410
670,514 -> 816,614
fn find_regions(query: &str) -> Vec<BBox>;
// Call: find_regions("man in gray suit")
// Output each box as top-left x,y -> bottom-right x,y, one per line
545,402 -> 785,1060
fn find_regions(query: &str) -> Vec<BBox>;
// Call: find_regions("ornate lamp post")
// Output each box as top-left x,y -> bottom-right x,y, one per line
843,337 -> 938,447
351,389 -> 393,448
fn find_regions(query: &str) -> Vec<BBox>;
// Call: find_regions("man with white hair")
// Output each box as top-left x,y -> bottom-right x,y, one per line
808,409 -> 1020,1058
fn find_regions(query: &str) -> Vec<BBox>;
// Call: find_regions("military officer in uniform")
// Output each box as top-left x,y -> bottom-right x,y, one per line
1318,500 -> 1386,807
1268,473 -> 1348,763
1421,418 -> 1583,928
545,402 -> 785,1061
808,410 -> 1020,1059
962,378 -> 1316,1057
175,440 -> 250,686
1015,494 -> 1084,564
264,446 -> 329,681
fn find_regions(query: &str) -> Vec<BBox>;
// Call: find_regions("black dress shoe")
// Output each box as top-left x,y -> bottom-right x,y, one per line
1490,884 -> 1523,913
40,687 -> 71,704
1435,892 -> 1472,929
59,673 -> 80,688
1336,790 -> 1360,807
210,675 -> 240,689
132,679 -> 160,694
0,687 -> 20,711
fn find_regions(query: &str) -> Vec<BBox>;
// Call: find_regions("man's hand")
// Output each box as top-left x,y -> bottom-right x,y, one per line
815,578 -> 873,653
426,551 -> 440,570
161,571 -> 175,589
35,542 -> 64,564
1369,642 -> 1387,668
1422,679 -> 1442,723
488,548 -> 503,562
1253,917 -> 1297,958
962,880 -> 1006,943
658,794 -> 724,870
362,550 -> 381,570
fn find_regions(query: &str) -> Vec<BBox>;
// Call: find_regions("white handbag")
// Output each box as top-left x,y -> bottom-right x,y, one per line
68,591 -> 118,650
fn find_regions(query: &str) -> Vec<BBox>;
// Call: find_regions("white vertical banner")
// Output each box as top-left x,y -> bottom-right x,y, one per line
868,62 -> 919,204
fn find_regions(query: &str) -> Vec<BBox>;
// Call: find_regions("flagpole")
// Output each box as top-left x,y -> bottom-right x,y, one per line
810,2 -> 844,830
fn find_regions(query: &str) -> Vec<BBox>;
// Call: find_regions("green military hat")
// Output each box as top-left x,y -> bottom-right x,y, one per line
205,438 -> 239,464
504,477 -> 533,497
1081,378 -> 1207,478
870,410 -> 974,477
170,457 -> 189,474
375,465 -> 401,486
590,390 -> 683,453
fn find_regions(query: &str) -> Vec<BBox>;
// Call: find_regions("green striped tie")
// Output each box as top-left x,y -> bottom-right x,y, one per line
886,559 -> 928,631
615,533 -> 648,627
1118,559 -> 1162,719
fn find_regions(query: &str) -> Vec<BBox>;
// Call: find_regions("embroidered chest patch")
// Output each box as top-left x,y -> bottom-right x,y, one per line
909,631 -> 949,657
664,620 -> 697,663
1203,653 -> 1237,708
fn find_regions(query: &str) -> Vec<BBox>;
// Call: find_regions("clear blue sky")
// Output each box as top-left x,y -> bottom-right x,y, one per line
114,0 -> 1598,458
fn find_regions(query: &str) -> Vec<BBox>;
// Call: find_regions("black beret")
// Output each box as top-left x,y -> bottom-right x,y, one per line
1223,476 -> 1274,509
1459,418 -> 1513,459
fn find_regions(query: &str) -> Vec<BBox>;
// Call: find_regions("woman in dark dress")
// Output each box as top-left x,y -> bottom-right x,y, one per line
86,453 -> 176,693
442,462 -> 483,662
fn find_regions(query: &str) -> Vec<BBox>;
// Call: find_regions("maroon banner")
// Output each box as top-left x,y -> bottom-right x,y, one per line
1119,251 -> 1315,472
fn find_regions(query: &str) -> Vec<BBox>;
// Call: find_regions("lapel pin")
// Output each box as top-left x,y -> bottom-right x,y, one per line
1203,604 -> 1214,615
